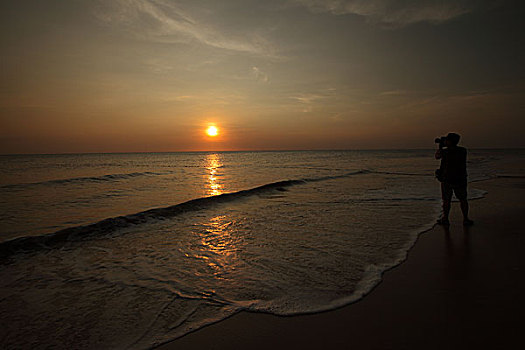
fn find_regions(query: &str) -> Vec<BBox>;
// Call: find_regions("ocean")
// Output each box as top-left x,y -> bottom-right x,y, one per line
0,150 -> 518,349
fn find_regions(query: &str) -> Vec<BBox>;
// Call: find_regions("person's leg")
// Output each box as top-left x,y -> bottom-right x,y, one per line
460,200 -> 474,225
455,184 -> 473,225
439,183 -> 452,224
442,200 -> 451,221
460,199 -> 469,219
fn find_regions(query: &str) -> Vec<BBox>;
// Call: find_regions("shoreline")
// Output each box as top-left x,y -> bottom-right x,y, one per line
158,177 -> 524,349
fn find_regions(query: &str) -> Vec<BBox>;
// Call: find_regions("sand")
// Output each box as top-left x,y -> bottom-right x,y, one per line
157,177 -> 524,350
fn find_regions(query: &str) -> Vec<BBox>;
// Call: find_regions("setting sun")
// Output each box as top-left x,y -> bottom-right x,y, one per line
206,126 -> 219,137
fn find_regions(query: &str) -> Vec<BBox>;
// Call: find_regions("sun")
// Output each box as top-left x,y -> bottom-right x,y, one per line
206,125 -> 219,137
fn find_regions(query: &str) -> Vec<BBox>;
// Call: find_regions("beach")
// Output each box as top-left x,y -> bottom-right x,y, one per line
159,177 -> 524,350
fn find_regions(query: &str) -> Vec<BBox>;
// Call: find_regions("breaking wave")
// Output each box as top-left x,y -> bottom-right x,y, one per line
0,179 -> 305,260
1,171 -> 168,190
0,167 -> 488,262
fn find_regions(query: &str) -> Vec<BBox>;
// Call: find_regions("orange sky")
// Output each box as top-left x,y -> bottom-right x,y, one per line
1,1 -> 524,154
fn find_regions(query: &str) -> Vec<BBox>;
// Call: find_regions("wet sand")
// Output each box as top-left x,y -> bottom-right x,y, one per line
158,177 -> 524,350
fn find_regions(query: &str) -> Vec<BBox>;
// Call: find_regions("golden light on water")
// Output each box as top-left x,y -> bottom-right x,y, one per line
198,215 -> 239,280
205,153 -> 223,196
206,125 -> 219,137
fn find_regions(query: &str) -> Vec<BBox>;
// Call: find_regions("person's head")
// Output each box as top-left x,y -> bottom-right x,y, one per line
445,132 -> 460,147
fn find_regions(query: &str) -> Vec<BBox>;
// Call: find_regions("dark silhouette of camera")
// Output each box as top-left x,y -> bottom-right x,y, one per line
435,136 -> 447,148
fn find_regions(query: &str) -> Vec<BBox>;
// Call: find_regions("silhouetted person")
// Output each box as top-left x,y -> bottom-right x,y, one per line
435,133 -> 473,226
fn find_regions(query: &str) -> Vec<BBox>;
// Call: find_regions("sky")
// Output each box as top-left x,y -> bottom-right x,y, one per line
1,0 -> 524,153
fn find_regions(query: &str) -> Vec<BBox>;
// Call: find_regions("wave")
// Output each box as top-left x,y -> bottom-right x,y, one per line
1,167 -> 473,261
355,197 -> 438,202
1,171 -> 167,189
0,179 -> 305,261
303,169 -> 370,182
372,171 -> 433,177
466,173 -> 525,183
496,174 -> 525,178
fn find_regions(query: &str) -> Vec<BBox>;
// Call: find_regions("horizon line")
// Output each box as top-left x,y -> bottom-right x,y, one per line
1,147 -> 523,157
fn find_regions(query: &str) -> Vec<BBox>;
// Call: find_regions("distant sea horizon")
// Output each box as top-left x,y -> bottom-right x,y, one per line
2,146 -> 524,157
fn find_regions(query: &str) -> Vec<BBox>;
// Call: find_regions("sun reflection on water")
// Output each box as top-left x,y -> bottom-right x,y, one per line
196,215 -> 239,280
205,153 -> 223,196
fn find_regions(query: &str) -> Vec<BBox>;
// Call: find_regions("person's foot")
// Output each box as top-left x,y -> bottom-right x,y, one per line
437,218 -> 450,226
463,218 -> 474,226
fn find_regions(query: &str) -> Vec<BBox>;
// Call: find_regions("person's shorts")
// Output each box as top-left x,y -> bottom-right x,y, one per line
441,182 -> 467,201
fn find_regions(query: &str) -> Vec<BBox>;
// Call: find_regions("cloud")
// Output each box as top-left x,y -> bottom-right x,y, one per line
379,89 -> 408,96
290,90 -> 335,112
94,0 -> 277,57
252,66 -> 269,83
291,93 -> 324,104
292,0 -> 472,26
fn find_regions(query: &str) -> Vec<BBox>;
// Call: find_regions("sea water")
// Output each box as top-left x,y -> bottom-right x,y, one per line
0,150 -> 515,349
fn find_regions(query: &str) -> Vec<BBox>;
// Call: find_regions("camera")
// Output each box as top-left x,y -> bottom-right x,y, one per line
435,136 -> 447,148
